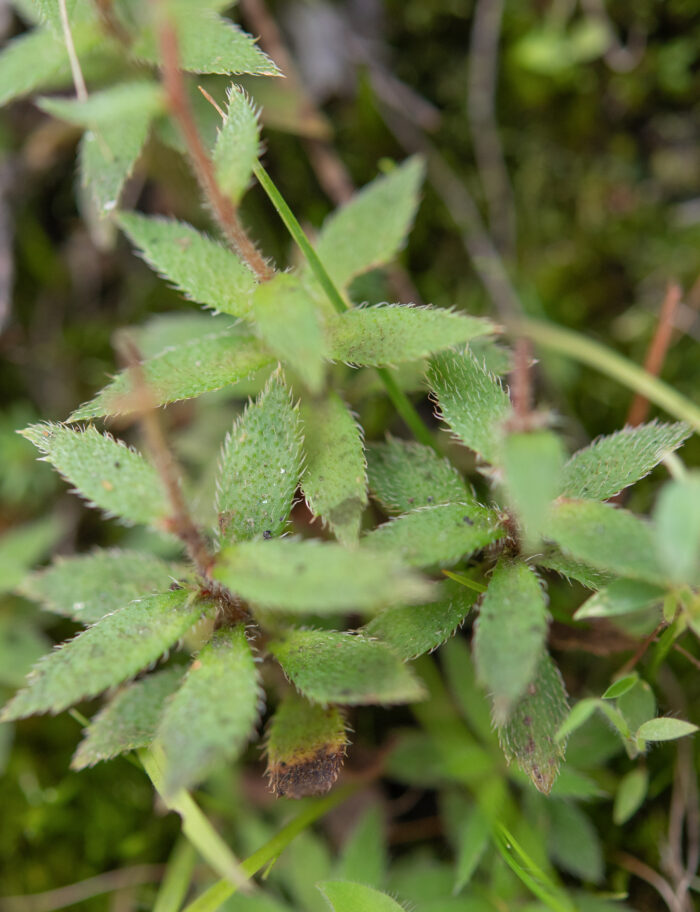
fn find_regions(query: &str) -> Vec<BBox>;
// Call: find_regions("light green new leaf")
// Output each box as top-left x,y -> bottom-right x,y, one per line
561,421 -> 690,501
328,305 -> 493,367
215,373 -> 302,545
269,630 -> 426,705
636,717 -> 698,742
363,580 -> 477,661
21,424 -> 169,527
502,431 -> 566,544
548,500 -> 668,585
70,331 -> 272,420
72,666 -> 184,769
653,473 -> 700,586
117,213 -> 257,318
214,539 -> 433,613
498,652 -> 569,794
601,673 -> 640,700
156,626 -> 261,796
214,85 -> 260,203
362,502 -> 504,568
428,349 -> 511,464
613,767 -> 648,825
20,550 -> 184,624
318,881 -> 404,912
574,579 -> 666,621
129,312 -> 236,358
265,691 -> 348,798
301,394 -> 367,546
0,516 -> 62,595
473,560 -> 549,724
249,274 -> 327,393
0,590 -> 209,720
315,157 -> 425,290
367,437 -> 471,515
547,801 -> 603,883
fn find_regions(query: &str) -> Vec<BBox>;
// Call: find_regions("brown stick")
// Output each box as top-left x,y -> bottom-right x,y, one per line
158,21 -> 273,282
509,336 -> 534,431
613,851 -> 679,912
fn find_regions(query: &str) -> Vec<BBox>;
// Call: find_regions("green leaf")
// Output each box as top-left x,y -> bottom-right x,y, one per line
318,881 -> 404,912
130,312 -> 236,358
0,614 -> 51,690
71,666 -> 184,769
249,274 -> 327,393
613,767 -> 648,825
453,805 -> 490,892
0,516 -> 63,595
269,630 -> 426,705
213,85 -> 260,203
315,157 -> 424,291
653,473 -> 700,586
21,423 -> 169,527
498,652 -> 569,794
502,431 -> 566,544
336,804 -> 387,888
363,580 -> 477,661
601,673 -> 639,700
361,502 -> 504,568
441,636 -> 495,744
215,539 -> 432,614
117,213 -> 257,318
265,691 -> 348,798
636,717 -> 699,742
215,373 -> 302,545
536,549 -> 613,590
574,579 -> 666,621
0,590 -> 209,720
156,625 -> 261,796
428,349 -> 511,464
69,330 -> 272,420
547,801 -> 603,883
547,500 -> 668,585
560,421 -> 690,501
301,393 -> 367,546
327,305 -> 493,367
555,698 -> 602,743
20,549 -> 184,623
367,437 -> 471,515
473,560 -> 549,724
617,680 -> 655,736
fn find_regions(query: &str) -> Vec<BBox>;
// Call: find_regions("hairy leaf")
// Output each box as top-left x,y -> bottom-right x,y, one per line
474,560 -> 549,724
70,331 -> 272,420
214,539 -> 433,613
214,85 -> 260,203
498,652 -> 569,794
367,437 -> 471,515
653,473 -> 700,586
156,625 -> 261,795
561,421 -> 690,501
361,502 -> 504,568
72,666 -> 184,768
269,630 -> 426,705
428,349 -> 511,464
215,373 -> 302,545
636,717 -> 699,742
0,590 -> 208,720
129,312 -> 236,358
536,549 -> 613,590
328,305 -> 492,367
265,691 -> 348,798
574,579 -> 666,621
117,213 -> 257,317
20,550 -> 184,624
0,516 -> 63,595
301,394 -> 367,545
21,424 -> 169,527
315,157 -> 425,290
502,431 -> 565,543
318,882 -> 404,912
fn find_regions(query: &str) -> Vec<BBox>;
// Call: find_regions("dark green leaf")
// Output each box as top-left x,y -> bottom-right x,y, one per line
613,767 -> 648,825
547,801 -> 603,883
0,516 -> 63,595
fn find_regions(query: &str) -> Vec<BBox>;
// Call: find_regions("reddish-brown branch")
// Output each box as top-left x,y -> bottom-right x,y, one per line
508,336 -> 534,431
158,22 -> 273,282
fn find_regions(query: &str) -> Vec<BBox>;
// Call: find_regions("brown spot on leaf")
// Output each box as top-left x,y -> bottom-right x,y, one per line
266,745 -> 346,799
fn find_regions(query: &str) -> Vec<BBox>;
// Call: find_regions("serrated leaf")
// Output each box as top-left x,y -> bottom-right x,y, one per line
318,881 -> 404,912
0,590 -> 208,721
636,717 -> 698,742
0,515 -> 62,595
336,805 -> 387,888
548,500 -> 668,585
70,330 -> 272,420
215,373 -> 302,545
117,213 -> 257,317
363,580 -> 477,660
213,84 -> 260,203
613,767 -> 648,825
428,349 -> 511,464
653,473 -> 700,586
301,394 -> 367,546
270,630 -> 426,706
328,305 -> 493,367
574,579 -> 666,621
498,652 -> 569,794
536,549 -> 613,590
454,805 -> 490,892
156,625 -> 260,795
265,691 -> 348,798
21,424 -> 169,527
249,274 -> 327,393
561,421 -> 690,501
547,801 -> 603,883
367,437 -> 471,515
473,560 -> 549,724
315,157 -> 424,291
502,431 -> 566,544
72,666 -> 184,769
362,502 -> 504,568
20,550 -> 183,624
214,539 -> 433,613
